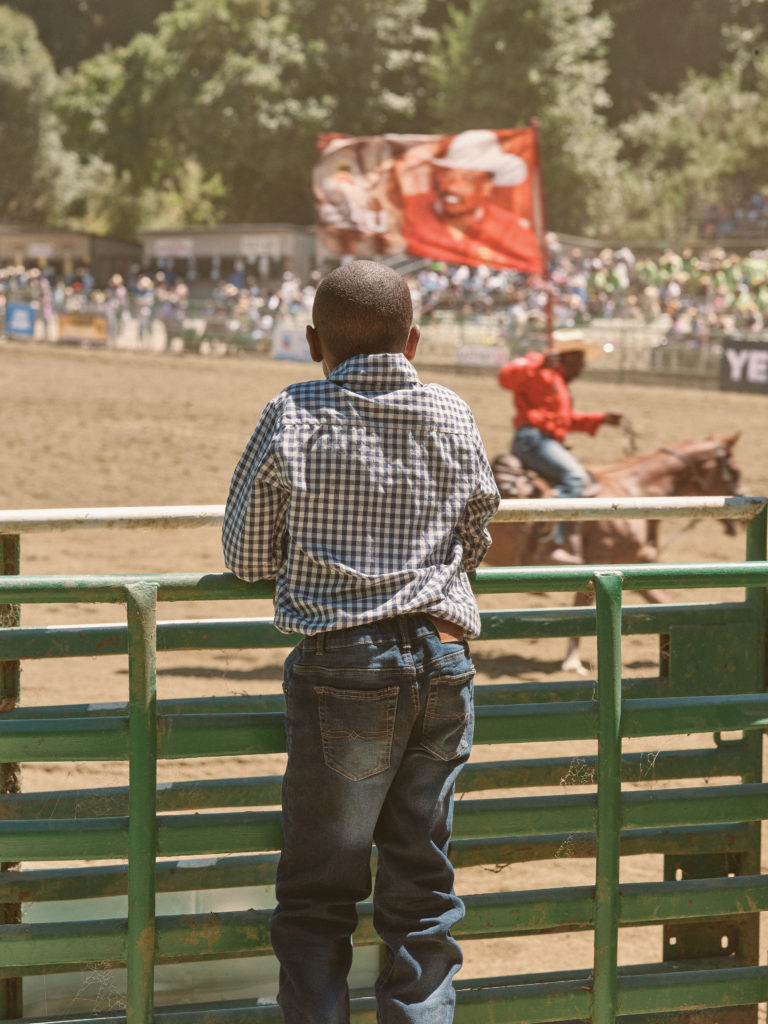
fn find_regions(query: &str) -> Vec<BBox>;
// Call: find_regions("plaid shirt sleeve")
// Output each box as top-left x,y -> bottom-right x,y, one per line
455,422 -> 501,570
222,398 -> 288,581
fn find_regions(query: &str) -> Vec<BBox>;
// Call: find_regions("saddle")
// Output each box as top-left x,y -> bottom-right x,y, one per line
491,453 -> 601,500
490,453 -> 551,500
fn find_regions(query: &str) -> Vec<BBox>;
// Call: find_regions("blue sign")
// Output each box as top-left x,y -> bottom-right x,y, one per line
5,303 -> 36,338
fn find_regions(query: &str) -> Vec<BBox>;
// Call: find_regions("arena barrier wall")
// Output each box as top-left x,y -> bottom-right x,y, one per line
1,497 -> 767,1024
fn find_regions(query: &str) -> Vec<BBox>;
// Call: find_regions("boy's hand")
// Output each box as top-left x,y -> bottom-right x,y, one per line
603,412 -> 622,426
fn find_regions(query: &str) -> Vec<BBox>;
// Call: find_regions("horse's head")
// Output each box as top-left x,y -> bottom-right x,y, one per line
667,433 -> 743,534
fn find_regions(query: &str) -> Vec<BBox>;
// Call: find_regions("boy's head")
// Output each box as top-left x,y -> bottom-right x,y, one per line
307,260 -> 419,373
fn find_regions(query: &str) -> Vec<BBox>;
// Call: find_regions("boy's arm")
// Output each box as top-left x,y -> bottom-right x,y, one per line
222,400 -> 288,581
456,429 -> 501,571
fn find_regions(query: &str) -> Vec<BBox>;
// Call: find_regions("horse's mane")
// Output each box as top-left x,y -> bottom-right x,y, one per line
589,435 -> 735,476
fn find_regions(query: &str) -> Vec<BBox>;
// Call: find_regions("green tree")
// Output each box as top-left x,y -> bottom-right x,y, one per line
290,0 -> 435,133
428,0 -> 621,236
5,0 -> 177,70
595,0 -> 768,125
616,51 -> 768,242
0,6 -> 79,222
57,0 -> 434,233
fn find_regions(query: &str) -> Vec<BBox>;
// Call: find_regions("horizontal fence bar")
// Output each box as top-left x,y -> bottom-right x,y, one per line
2,965 -> 764,1024
492,495 -> 767,522
1,561 -> 767,605
2,743 -> 748,824
4,693 -> 766,762
5,876 -> 768,972
7,782 -> 766,861
0,507 -> 224,534
0,662 -> 750,719
0,824 -> 754,905
0,601 -> 756,660
0,495 -> 764,537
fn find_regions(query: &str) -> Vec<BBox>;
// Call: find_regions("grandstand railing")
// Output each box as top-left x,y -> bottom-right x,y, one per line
0,497 -> 767,1023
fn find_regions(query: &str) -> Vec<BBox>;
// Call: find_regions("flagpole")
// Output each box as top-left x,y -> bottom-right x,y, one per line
529,117 -> 554,350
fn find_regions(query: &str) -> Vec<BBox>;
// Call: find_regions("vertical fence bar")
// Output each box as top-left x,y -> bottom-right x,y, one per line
0,534 -> 22,1020
126,583 -> 158,1024
592,571 -> 624,1024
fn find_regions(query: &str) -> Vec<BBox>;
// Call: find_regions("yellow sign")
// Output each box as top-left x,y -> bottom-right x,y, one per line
58,313 -> 109,345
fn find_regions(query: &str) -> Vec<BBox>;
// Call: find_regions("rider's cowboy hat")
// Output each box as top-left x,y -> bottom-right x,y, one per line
431,130 -> 528,187
550,329 -> 603,359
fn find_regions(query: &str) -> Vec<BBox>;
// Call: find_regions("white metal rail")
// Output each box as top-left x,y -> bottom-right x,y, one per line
0,495 -> 764,535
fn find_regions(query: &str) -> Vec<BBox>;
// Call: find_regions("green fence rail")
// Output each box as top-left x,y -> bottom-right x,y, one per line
0,498 -> 766,1023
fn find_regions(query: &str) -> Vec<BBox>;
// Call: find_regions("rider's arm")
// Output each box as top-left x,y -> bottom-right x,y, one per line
569,410 -> 610,435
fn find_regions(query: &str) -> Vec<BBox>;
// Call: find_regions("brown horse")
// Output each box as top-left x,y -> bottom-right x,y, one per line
485,434 -> 743,673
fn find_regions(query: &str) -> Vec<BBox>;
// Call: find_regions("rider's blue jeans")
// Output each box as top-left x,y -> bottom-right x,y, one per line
270,614 -> 475,1024
512,425 -> 591,544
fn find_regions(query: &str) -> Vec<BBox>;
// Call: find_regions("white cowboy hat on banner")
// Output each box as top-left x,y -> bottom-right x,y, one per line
431,130 -> 529,186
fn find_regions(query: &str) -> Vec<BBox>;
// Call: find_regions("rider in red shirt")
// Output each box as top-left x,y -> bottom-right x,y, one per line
499,331 -> 622,563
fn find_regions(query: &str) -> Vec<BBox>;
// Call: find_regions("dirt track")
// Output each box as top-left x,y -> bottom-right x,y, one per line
4,340 -> 768,1010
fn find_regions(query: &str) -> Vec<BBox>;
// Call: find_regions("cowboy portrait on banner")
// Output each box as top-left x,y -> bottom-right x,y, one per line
313,127 -> 544,274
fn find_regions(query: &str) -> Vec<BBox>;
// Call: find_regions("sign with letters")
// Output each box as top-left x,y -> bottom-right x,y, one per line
720,339 -> 768,394
5,303 -> 36,338
58,312 -> 109,345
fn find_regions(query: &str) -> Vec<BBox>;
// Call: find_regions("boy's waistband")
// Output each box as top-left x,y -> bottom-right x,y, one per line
301,613 -> 464,653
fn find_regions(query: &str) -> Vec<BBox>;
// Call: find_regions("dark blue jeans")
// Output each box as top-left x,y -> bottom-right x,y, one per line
270,614 -> 475,1023
512,424 -> 592,544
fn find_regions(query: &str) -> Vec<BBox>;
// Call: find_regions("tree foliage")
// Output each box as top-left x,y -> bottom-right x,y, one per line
9,0 -> 768,243
428,0 -> 621,235
56,0 -> 434,234
0,6 -> 81,223
595,0 -> 768,124
4,0 -> 177,70
616,52 -> 768,241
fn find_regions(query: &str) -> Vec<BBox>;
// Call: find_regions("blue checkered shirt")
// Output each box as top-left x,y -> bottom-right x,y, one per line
222,353 -> 500,636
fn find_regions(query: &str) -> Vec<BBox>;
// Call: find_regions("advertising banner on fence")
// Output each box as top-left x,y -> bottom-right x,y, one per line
314,127 -> 544,273
58,312 -> 109,346
5,303 -> 36,338
720,339 -> 768,394
272,322 -> 313,362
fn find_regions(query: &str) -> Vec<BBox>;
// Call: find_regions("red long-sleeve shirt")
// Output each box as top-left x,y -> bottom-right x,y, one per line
498,351 -> 605,442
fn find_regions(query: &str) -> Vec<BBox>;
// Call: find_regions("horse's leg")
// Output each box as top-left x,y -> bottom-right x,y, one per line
634,523 -> 673,603
638,588 -> 673,604
561,590 -> 594,676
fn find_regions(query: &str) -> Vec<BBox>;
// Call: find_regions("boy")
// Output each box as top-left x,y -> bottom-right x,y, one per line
222,260 -> 499,1023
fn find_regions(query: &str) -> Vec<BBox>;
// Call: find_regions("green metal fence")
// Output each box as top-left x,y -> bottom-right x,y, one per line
0,498 -> 767,1023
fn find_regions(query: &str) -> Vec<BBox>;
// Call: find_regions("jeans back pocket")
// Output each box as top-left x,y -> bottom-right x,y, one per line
421,672 -> 474,761
316,684 -> 399,781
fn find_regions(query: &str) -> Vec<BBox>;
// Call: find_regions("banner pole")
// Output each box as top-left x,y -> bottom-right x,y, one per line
529,117 -> 554,350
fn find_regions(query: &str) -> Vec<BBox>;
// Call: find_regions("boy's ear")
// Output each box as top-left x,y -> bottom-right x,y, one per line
306,325 -> 323,363
404,324 -> 420,362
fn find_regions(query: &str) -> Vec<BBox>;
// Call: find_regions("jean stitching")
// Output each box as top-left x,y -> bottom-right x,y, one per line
317,684 -> 399,781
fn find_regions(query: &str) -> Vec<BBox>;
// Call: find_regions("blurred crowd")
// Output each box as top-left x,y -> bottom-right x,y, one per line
697,188 -> 768,241
3,234 -> 768,345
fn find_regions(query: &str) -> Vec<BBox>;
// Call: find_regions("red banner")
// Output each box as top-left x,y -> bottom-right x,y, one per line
314,128 -> 544,273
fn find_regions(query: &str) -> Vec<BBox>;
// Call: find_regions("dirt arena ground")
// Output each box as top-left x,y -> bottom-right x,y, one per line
3,339 -> 768,1013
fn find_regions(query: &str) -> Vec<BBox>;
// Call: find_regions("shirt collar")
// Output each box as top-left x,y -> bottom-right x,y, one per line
327,352 -> 420,391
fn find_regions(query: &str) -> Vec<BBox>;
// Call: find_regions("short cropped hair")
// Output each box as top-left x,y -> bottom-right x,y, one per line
312,261 -> 413,364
